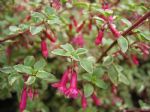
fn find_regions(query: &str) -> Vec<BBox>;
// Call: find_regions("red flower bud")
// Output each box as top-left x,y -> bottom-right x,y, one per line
95,29 -> 104,46
41,40 -> 48,58
131,54 -> 139,65
81,93 -> 87,109
76,21 -> 85,33
19,86 -> 27,112
45,31 -> 56,43
109,24 -> 121,38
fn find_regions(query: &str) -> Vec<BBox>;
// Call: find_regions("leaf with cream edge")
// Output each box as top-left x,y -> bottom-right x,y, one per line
83,83 -> 94,97
117,36 -> 128,53
80,58 -> 93,73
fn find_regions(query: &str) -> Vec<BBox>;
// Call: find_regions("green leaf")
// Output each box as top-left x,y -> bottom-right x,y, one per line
71,52 -> 80,61
60,43 -> 74,52
31,12 -> 45,20
34,58 -> 46,71
47,15 -> 61,25
0,66 -> 15,74
74,2 -> 90,9
30,26 -> 44,35
24,56 -> 35,66
19,24 -> 29,31
25,76 -> 36,85
118,73 -> 129,85
76,48 -> 88,55
107,65 -> 118,85
80,58 -> 93,73
14,64 -> 33,74
93,79 -> 108,89
82,74 -> 92,82
117,36 -> 128,53
51,49 -> 70,56
44,6 -> 55,16
83,83 -> 94,97
9,26 -> 19,32
139,33 -> 150,41
121,18 -> 132,27
36,71 -> 57,82
103,55 -> 113,66
8,74 -> 21,85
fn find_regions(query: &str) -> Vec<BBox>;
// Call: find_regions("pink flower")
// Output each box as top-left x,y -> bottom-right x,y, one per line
41,40 -> 48,58
52,68 -> 71,93
19,87 -> 27,112
111,85 -> 117,95
102,3 -> 110,10
72,34 -> 85,47
131,54 -> 139,65
138,43 -> 150,58
95,29 -> 104,46
65,71 -> 79,99
81,93 -> 87,109
52,0 -> 61,10
27,88 -> 33,100
91,92 -> 101,106
45,30 -> 57,43
70,16 -> 78,27
109,24 -> 121,38
76,21 -> 85,33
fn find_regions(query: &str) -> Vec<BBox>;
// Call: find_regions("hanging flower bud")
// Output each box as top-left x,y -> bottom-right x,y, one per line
102,3 -> 110,10
19,86 -> 27,112
76,21 -> 85,33
72,34 -> 85,47
65,70 -> 79,98
88,19 -> 92,31
70,16 -> 78,27
45,30 -> 56,43
52,68 -> 71,94
111,85 -> 117,95
91,92 -> 101,106
68,23 -> 73,31
52,0 -> 61,10
41,40 -> 48,58
131,54 -> 139,65
81,92 -> 87,109
27,88 -> 34,100
109,24 -> 121,38
95,29 -> 104,46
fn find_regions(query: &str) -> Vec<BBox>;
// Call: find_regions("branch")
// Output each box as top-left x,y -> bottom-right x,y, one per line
0,21 -> 44,43
97,11 -> 150,63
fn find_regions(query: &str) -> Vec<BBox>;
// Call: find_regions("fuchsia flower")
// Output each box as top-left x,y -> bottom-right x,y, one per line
81,92 -> 87,109
76,21 -> 85,33
27,88 -> 33,100
45,31 -> 57,43
131,54 -> 139,65
68,23 -> 73,31
108,23 -> 121,38
91,92 -> 101,106
65,71 -> 79,99
19,86 -> 27,112
102,3 -> 110,10
72,34 -> 85,47
138,43 -> 150,58
52,68 -> 71,93
70,16 -> 78,27
52,0 -> 61,10
95,29 -> 104,46
111,85 -> 117,95
41,40 -> 48,58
